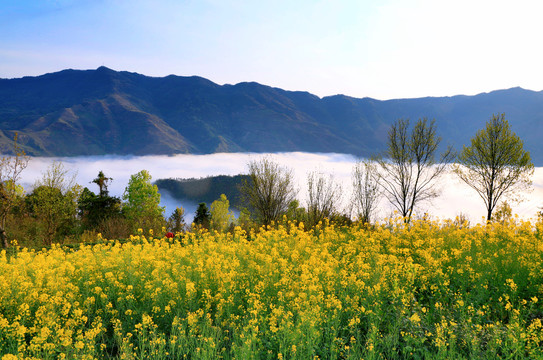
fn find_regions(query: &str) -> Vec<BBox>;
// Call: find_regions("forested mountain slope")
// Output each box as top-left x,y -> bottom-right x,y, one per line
2,67 -> 542,164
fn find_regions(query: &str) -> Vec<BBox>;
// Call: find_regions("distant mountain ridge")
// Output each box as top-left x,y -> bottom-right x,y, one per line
1,67 -> 543,164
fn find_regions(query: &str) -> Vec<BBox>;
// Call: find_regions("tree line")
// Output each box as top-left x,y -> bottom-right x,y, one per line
238,113 -> 533,228
0,113 -> 534,247
0,155 -> 169,248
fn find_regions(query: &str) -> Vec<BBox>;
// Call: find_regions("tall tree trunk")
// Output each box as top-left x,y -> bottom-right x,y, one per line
0,228 -> 8,249
0,213 -> 8,248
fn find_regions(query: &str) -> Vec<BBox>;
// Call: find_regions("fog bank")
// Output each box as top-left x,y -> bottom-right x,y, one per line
17,153 -> 543,224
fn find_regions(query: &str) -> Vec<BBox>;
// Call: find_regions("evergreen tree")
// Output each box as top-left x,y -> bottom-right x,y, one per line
193,202 -> 211,229
92,170 -> 113,197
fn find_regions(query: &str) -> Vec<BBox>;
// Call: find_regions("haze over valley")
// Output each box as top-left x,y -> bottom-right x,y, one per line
18,153 -> 543,225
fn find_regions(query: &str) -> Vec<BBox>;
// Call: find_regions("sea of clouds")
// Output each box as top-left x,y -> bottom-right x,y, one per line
17,152 -> 543,225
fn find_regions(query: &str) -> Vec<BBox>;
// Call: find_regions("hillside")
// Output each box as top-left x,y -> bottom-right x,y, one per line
155,175 -> 249,209
1,67 -> 543,164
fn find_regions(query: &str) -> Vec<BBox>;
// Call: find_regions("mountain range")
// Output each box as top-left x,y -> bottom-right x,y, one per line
1,67 -> 543,164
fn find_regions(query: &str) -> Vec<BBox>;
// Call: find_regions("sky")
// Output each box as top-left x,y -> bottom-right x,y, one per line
19,153 -> 543,225
2,0 -> 543,100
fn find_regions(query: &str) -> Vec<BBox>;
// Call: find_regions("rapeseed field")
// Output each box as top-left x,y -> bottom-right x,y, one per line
1,218 -> 542,359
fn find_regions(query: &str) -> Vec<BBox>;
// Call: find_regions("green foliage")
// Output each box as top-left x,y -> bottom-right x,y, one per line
25,186 -> 78,244
210,194 -> 234,233
285,200 -> 306,224
92,170 -> 113,197
0,133 -> 29,248
236,207 -> 255,234
193,202 -> 210,229
78,187 -> 122,230
454,113 -> 534,221
329,212 -> 354,227
78,171 -> 122,233
25,162 -> 81,245
122,170 -> 165,232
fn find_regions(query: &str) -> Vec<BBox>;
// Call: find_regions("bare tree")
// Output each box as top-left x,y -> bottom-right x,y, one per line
453,113 -> 533,221
351,160 -> 380,224
0,133 -> 30,248
377,118 -> 455,222
306,170 -> 341,227
36,160 -> 78,191
240,157 -> 297,226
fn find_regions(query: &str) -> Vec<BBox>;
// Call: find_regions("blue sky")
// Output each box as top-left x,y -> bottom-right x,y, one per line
2,0 -> 543,99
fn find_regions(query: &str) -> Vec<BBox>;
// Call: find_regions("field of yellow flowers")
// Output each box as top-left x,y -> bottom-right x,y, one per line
1,218 -> 543,359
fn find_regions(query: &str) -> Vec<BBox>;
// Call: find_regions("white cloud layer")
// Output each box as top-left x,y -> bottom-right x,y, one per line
18,153 -> 543,224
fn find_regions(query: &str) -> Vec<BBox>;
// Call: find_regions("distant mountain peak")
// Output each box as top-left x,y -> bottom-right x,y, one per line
0,68 -> 542,165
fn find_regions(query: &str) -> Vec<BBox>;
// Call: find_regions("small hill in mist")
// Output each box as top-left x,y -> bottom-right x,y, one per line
155,175 -> 249,209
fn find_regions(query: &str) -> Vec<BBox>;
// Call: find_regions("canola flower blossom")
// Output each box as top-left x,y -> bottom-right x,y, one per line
0,217 -> 542,359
